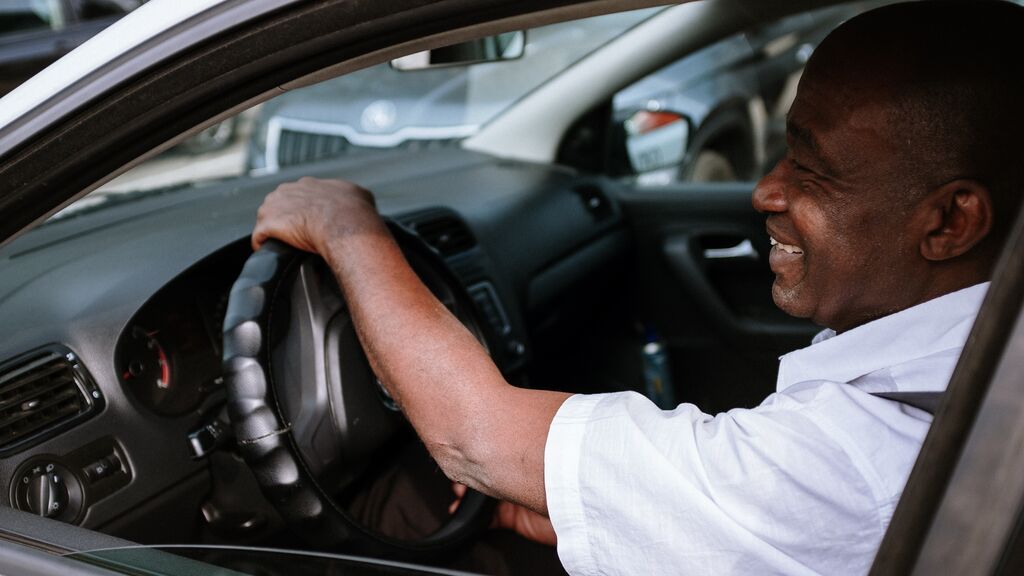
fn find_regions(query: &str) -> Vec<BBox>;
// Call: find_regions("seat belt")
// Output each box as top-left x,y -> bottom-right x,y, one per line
870,392 -> 942,415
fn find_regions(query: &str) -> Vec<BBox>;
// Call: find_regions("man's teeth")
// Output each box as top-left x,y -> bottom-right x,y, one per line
769,236 -> 803,254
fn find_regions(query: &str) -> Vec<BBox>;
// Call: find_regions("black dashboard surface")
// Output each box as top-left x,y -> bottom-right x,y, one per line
0,147 -> 627,533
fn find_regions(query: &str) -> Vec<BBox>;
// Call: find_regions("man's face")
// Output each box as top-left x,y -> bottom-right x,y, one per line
751,67 -> 926,332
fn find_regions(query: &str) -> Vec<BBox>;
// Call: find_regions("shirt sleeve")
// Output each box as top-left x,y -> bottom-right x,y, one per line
544,391 -> 886,576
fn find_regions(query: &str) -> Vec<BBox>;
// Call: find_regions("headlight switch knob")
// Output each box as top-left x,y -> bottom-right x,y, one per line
11,459 -> 85,523
25,468 -> 66,517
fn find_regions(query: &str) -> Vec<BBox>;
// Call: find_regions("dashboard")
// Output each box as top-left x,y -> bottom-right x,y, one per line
0,147 -> 629,541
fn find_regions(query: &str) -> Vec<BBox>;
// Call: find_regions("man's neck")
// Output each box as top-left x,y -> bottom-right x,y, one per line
832,270 -> 990,335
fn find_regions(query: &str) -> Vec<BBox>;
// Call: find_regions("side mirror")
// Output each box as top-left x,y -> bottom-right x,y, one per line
623,109 -> 690,177
391,32 -> 526,70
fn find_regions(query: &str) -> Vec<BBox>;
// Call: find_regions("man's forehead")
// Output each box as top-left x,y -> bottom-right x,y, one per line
787,74 -> 900,181
781,0 -> 1023,208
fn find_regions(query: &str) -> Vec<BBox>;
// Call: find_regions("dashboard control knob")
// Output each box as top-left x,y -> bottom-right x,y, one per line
11,459 -> 85,523
25,471 -> 66,517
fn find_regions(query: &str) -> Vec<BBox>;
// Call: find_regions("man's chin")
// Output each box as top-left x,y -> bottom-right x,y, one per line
771,281 -> 814,320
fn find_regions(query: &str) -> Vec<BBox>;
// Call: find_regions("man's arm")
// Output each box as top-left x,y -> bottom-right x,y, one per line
252,177 -> 570,515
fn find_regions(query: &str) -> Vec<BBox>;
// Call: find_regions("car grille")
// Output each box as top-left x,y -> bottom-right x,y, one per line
276,129 -> 350,169
269,122 -> 467,171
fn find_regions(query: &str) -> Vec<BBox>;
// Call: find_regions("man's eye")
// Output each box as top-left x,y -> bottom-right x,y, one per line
789,156 -> 809,172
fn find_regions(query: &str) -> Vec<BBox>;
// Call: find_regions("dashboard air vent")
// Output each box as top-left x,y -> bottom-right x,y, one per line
0,347 -> 102,455
403,211 -> 477,257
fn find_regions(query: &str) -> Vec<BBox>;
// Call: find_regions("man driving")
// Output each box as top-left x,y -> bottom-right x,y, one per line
250,1 -> 1023,574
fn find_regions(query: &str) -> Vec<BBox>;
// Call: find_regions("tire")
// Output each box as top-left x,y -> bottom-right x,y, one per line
688,149 -> 738,182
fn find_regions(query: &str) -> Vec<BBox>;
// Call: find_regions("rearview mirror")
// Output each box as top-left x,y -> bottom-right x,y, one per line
391,32 -> 526,70
623,109 -> 690,175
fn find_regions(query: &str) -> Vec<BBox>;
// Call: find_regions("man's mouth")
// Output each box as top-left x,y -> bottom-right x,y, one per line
769,236 -> 803,255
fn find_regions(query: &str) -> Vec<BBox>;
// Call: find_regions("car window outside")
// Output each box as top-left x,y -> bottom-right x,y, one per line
613,2 -> 877,187
0,0 -> 64,35
71,0 -> 142,22
54,7 -> 661,214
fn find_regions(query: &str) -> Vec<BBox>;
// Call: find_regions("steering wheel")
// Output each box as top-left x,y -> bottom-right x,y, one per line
221,221 -> 495,559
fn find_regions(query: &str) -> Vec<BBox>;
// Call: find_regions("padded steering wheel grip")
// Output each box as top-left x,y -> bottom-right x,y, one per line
223,235 -> 494,558
222,241 -> 340,532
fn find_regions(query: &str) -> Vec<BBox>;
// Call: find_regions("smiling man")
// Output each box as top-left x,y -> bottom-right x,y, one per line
251,2 -> 1023,575
755,4 -> 1013,333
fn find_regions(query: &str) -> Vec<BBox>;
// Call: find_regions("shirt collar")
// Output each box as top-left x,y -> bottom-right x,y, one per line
776,282 -> 990,393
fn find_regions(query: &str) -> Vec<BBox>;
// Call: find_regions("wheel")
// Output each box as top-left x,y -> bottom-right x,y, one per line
687,149 -> 738,182
221,222 -> 494,559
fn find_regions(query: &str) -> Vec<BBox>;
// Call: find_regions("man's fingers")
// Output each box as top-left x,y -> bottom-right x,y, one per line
448,485 -> 554,543
250,218 -> 286,252
250,176 -> 382,256
452,483 -> 468,498
447,482 -> 468,515
494,500 -> 516,530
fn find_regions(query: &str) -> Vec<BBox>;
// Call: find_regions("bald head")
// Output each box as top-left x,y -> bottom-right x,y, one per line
752,1 -> 1023,330
806,0 -> 1024,243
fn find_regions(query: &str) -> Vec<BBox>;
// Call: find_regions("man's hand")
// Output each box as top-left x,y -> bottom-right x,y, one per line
250,176 -> 570,518
252,177 -> 381,254
450,484 -> 557,547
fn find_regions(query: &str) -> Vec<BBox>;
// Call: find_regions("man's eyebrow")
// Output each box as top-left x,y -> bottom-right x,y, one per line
786,121 -> 840,179
787,121 -> 817,153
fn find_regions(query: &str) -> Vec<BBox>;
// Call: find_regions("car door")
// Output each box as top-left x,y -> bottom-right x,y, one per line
615,182 -> 818,412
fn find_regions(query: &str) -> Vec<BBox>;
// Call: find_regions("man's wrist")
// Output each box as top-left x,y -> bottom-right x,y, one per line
316,211 -> 394,273
313,202 -> 385,253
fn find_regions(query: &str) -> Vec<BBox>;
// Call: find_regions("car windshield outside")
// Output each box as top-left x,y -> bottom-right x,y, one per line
245,9 -> 658,175
46,7 -> 660,217
41,2 -> 870,225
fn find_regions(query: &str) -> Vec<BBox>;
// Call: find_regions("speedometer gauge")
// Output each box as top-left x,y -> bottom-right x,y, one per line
123,326 -> 171,390
118,325 -> 198,416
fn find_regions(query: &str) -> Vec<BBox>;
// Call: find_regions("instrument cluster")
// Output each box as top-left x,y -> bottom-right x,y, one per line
114,243 -> 249,416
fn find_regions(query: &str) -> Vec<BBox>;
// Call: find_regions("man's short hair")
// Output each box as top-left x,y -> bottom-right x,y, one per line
809,0 -> 1023,239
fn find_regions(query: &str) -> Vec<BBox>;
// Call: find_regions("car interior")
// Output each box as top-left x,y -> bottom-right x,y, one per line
0,0 -> 1019,574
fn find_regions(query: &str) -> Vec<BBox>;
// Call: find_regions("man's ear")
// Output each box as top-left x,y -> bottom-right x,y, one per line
917,179 -> 993,261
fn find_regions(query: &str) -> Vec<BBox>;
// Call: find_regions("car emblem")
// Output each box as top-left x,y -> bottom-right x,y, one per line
360,100 -> 397,132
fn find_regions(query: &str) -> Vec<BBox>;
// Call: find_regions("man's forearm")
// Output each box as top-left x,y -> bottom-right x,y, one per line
318,216 -> 568,514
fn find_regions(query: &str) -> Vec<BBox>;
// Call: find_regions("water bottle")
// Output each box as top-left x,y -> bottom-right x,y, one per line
641,326 -> 675,409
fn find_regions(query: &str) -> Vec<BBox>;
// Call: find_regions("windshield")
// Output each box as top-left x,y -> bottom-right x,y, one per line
44,7 -> 660,221
248,9 -> 655,174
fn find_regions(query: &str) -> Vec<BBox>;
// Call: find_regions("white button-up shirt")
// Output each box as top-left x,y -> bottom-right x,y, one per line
544,283 -> 989,576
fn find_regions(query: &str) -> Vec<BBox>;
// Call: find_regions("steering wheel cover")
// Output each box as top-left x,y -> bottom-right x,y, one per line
222,224 -> 494,558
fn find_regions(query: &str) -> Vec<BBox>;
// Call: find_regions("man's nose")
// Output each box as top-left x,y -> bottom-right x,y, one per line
751,162 -> 788,214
